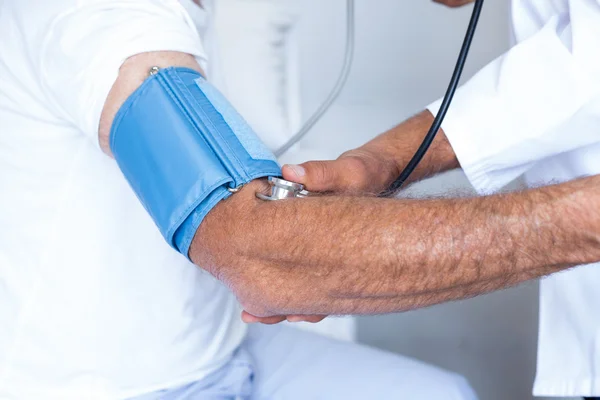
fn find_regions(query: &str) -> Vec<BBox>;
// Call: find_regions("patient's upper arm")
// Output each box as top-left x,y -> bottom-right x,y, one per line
99,52 -> 204,155
35,0 -> 207,151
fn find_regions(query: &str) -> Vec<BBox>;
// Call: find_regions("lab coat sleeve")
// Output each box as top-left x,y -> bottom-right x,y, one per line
32,0 -> 207,148
428,9 -> 600,194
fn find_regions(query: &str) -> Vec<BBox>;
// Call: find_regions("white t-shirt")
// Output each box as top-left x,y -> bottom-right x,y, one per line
0,1 -> 247,399
430,0 -> 600,396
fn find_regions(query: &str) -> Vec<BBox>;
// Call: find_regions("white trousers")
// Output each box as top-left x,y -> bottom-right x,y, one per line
133,324 -> 478,400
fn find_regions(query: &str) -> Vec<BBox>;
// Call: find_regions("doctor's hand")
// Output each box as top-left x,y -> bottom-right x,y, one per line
283,111 -> 458,195
432,0 -> 475,7
283,147 -> 397,196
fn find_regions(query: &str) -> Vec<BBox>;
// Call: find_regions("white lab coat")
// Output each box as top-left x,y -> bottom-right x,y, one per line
429,0 -> 600,396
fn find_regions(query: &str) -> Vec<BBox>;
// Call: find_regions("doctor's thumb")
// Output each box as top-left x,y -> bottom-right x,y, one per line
283,160 -> 346,192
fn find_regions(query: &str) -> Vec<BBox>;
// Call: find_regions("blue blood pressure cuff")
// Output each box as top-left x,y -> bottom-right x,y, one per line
110,67 -> 281,257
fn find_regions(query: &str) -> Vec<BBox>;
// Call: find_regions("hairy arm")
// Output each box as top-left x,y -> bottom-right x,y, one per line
192,175 -> 600,317
100,52 -> 600,320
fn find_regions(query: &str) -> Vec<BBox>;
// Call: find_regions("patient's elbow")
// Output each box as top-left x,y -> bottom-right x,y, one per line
232,266 -> 298,317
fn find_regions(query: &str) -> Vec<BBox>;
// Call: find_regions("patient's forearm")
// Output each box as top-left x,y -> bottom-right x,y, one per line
289,265 -> 565,315
98,52 -> 599,318
192,175 -> 600,316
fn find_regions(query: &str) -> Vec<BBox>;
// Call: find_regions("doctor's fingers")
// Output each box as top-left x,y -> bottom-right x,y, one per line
283,154 -> 383,195
283,160 -> 346,192
242,312 -> 286,324
432,0 -> 475,7
286,315 -> 327,323
241,311 -> 326,325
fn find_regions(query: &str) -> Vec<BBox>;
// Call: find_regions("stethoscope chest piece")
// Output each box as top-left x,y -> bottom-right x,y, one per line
256,177 -> 311,201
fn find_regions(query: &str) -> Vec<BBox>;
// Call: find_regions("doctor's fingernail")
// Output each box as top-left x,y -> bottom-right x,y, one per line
286,165 -> 305,178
